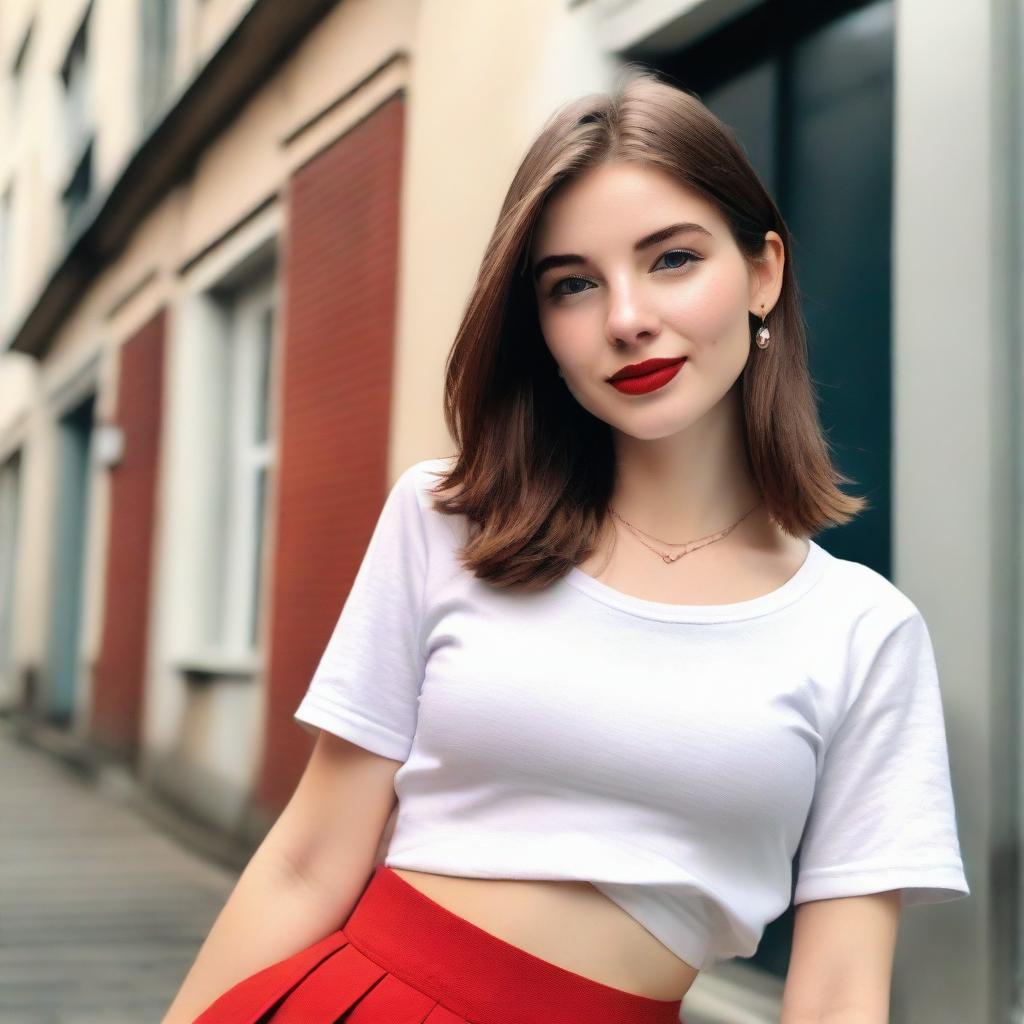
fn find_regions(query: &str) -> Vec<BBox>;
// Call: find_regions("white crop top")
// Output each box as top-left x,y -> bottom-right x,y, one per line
293,456 -> 970,970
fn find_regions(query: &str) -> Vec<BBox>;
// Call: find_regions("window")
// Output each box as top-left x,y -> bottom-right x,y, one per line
62,140 -> 93,236
139,0 -> 176,131
9,18 -> 33,129
0,183 -> 11,321
59,3 -> 94,235
207,272 -> 277,655
0,451 -> 21,701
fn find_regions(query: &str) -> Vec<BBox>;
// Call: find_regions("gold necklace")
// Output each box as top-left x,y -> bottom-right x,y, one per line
608,501 -> 763,565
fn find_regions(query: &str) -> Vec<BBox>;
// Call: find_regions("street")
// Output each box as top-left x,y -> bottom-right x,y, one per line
0,720 -> 238,1023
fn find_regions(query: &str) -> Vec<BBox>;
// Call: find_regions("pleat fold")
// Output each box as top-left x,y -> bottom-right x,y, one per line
421,1002 -> 471,1023
270,942 -> 389,1022
345,970 -> 441,1022
191,930 -> 350,1024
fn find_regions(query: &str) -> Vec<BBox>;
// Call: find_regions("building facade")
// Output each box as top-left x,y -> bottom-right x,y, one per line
0,0 -> 1017,1020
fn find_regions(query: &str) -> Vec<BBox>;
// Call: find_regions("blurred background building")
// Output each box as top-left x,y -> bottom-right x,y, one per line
0,1 -> 1017,1021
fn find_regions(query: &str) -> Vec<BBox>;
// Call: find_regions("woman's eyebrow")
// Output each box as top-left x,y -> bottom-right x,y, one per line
531,222 -> 712,282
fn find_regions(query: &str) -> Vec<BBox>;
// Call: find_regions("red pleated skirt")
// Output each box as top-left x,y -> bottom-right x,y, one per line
192,864 -> 686,1023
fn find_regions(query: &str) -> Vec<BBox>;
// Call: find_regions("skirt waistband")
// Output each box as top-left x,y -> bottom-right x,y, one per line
342,865 -> 684,1024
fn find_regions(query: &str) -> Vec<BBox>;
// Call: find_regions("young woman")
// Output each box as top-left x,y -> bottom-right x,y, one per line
166,66 -> 969,1024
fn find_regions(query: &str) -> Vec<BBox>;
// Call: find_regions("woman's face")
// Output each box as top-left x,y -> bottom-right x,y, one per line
529,161 -> 782,442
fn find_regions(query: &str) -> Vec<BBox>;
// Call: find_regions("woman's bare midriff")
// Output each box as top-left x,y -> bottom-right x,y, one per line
388,868 -> 699,1001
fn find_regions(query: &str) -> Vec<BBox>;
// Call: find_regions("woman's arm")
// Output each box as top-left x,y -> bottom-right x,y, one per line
780,890 -> 901,1024
160,730 -> 401,1024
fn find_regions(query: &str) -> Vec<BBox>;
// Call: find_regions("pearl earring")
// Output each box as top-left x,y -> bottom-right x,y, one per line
755,303 -> 771,349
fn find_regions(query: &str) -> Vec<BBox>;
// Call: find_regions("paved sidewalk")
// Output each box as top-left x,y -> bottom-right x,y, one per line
0,719 -> 240,1024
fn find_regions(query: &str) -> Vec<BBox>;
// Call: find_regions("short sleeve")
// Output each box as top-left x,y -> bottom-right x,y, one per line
793,609 -> 970,907
293,463 -> 428,762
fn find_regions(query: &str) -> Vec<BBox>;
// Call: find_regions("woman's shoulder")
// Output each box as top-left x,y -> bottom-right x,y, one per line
397,457 -> 472,554
403,455 -> 462,505
814,542 -> 924,630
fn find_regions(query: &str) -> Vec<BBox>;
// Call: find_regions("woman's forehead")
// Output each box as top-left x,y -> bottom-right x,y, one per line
530,168 -> 720,257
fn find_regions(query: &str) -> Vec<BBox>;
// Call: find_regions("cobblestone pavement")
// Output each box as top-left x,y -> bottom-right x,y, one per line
0,721 -> 239,1024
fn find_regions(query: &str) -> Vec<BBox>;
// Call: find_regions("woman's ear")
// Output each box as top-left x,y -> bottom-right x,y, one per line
750,231 -> 785,315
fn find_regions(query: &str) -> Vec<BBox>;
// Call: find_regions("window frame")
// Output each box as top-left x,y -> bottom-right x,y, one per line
217,272 -> 278,656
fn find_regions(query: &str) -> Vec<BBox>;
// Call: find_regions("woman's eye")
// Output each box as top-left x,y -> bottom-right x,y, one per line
548,249 -> 700,299
550,276 -> 591,298
657,249 -> 698,272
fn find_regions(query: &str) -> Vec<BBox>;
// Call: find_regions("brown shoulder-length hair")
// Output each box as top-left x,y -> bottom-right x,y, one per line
427,64 -> 868,592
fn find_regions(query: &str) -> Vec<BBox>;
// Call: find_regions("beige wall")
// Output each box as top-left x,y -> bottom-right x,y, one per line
391,0 -> 616,476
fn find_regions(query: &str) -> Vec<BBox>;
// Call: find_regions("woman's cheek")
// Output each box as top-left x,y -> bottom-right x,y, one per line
658,278 -> 727,341
543,320 -> 592,375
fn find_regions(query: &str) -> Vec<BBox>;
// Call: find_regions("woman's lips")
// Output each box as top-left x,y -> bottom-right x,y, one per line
608,358 -> 686,395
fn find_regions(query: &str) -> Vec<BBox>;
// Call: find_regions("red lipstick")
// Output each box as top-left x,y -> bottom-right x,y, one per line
607,357 -> 686,395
